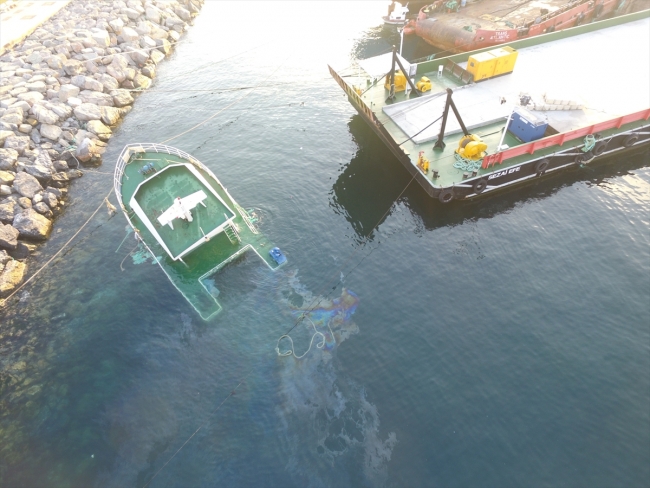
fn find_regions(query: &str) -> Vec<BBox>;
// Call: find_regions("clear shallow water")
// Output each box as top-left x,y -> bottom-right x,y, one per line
1,2 -> 649,487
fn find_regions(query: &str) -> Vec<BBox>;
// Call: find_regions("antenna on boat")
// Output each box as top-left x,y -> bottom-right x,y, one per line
388,45 -> 420,100
433,88 -> 469,150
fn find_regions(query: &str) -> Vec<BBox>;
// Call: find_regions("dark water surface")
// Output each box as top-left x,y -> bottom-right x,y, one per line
1,2 -> 649,487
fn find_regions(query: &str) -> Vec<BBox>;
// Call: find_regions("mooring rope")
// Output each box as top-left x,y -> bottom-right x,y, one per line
1,188 -> 114,307
276,316 -> 332,359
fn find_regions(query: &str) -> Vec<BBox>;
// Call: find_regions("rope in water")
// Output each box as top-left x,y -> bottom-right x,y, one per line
1,188 -> 114,307
276,316 -> 332,359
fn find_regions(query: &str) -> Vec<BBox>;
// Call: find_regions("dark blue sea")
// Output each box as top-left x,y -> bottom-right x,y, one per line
1,2 -> 649,487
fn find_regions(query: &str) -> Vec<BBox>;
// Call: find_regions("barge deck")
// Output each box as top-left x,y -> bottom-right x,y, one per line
329,12 -> 650,202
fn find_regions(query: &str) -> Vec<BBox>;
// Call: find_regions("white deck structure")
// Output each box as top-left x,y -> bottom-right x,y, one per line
382,18 -> 650,143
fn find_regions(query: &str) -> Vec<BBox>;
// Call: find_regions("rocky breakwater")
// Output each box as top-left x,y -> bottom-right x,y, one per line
0,0 -> 204,301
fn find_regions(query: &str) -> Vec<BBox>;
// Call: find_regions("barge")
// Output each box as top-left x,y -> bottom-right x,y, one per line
329,12 -> 650,203
414,0 -> 647,54
114,143 -> 286,319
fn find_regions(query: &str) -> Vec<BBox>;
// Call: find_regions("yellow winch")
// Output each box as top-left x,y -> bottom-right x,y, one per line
456,134 -> 487,160
384,70 -> 407,92
416,76 -> 432,92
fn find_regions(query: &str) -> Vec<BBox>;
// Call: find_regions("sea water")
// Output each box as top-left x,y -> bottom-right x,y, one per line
1,2 -> 648,487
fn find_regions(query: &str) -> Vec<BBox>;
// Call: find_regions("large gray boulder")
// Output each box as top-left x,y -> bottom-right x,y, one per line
127,48 -> 149,67
74,103 -> 102,121
132,73 -> 151,89
33,105 -> 59,124
0,170 -> 15,185
3,135 -> 30,155
63,59 -> 85,76
0,131 -> 14,147
150,50 -> 165,65
78,90 -> 113,106
0,200 -> 17,223
75,137 -> 99,163
13,208 -> 52,240
25,80 -> 46,93
100,106 -> 122,125
86,120 -> 111,141
42,191 -> 59,209
1,111 -> 23,125
0,259 -> 26,297
46,55 -> 64,70
92,29 -> 110,48
121,26 -> 139,41
59,84 -> 80,103
111,89 -> 134,107
48,102 -> 73,120
71,75 -> 104,92
24,150 -> 54,181
17,91 -> 44,105
32,202 -> 53,218
109,18 -> 124,34
40,123 -> 62,141
106,64 -> 127,83
145,5 -> 162,23
0,223 -> 19,250
98,73 -> 119,92
12,171 -> 43,198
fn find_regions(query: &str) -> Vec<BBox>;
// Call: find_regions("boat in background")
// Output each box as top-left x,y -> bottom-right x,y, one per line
114,143 -> 286,319
415,0 -> 647,53
383,1 -> 410,25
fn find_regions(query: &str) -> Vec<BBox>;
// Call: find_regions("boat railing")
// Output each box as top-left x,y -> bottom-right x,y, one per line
482,108 -> 650,168
114,142 -> 209,205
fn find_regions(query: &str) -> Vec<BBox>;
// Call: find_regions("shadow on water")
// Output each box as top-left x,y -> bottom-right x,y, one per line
330,114 -> 650,241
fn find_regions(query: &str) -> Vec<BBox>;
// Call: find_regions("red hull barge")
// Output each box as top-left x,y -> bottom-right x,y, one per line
415,0 -> 645,53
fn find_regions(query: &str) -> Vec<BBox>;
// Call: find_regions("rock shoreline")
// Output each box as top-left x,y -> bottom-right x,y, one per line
0,0 -> 204,300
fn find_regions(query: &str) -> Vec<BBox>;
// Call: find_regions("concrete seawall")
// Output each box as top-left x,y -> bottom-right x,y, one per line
0,0 -> 205,300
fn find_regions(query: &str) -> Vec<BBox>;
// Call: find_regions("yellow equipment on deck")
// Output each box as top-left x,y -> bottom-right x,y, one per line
384,70 -> 407,92
456,134 -> 487,160
416,76 -> 432,92
466,46 -> 518,82
417,151 -> 430,173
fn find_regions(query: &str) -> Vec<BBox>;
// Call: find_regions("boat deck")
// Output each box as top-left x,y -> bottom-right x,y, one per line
116,145 -> 284,319
332,15 -> 650,191
130,164 -> 233,258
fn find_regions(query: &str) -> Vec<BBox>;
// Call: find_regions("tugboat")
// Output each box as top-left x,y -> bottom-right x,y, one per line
415,0 -> 646,54
383,1 -> 410,25
114,143 -> 286,319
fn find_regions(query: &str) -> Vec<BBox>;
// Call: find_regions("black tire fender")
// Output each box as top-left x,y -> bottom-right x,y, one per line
593,140 -> 608,156
534,158 -> 549,173
472,179 -> 488,194
575,152 -> 594,165
622,134 -> 638,147
439,188 -> 454,203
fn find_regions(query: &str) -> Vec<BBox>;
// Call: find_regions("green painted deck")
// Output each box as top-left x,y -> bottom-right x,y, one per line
116,145 -> 284,319
133,164 -> 234,258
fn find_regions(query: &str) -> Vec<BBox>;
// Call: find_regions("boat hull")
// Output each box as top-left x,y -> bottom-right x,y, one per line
415,0 -> 638,53
114,143 -> 286,319
342,87 -> 650,202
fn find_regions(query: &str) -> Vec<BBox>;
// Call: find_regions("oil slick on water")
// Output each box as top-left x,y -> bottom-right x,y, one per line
276,272 -> 397,487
